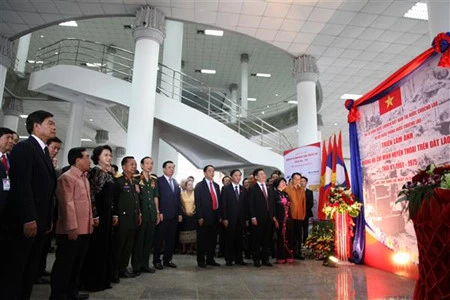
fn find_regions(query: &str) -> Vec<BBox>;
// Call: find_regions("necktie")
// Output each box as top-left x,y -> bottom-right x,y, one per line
261,184 -> 269,210
1,154 -> 8,172
44,147 -> 52,162
234,185 -> 239,201
210,181 -> 218,210
169,178 -> 174,192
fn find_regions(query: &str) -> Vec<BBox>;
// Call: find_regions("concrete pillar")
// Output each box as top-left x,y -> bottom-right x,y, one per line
2,97 -> 23,131
229,83 -> 238,123
62,98 -> 86,166
126,6 -> 165,161
14,33 -> 31,77
240,53 -> 249,118
162,20 -> 184,101
294,54 -> 319,147
427,1 -> 450,40
0,35 -> 14,106
95,130 -> 109,144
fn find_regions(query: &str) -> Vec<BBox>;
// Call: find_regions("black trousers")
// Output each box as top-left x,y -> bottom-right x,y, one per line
291,219 -> 306,254
153,218 -> 177,264
50,234 -> 90,300
302,218 -> 310,243
0,230 -> 46,300
196,223 -> 218,264
224,223 -> 244,263
251,217 -> 272,263
132,220 -> 156,271
112,226 -> 136,275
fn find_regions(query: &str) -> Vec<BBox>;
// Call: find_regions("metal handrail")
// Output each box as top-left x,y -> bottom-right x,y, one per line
32,38 -> 293,153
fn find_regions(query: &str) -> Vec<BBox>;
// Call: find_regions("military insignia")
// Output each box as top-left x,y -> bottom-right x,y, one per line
151,180 -> 156,189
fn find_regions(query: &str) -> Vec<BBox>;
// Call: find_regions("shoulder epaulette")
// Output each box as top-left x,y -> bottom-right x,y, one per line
133,173 -> 141,178
115,173 -> 123,178
151,174 -> 158,179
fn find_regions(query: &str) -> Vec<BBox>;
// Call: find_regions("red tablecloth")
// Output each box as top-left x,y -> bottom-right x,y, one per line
412,188 -> 450,300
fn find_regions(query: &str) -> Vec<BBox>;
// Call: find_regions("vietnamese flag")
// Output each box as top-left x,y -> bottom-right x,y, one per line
379,87 -> 402,115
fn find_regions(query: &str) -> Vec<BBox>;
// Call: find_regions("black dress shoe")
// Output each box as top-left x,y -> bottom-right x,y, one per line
35,277 -> 50,284
119,270 -> 136,278
198,262 -> 207,268
163,261 -> 177,268
236,261 -> 248,266
132,270 -> 141,276
206,260 -> 220,266
262,261 -> 273,267
141,266 -> 156,273
41,270 -> 52,276
154,263 -> 163,270
226,261 -> 233,266
72,293 -> 89,300
253,262 -> 261,267
111,276 -> 120,284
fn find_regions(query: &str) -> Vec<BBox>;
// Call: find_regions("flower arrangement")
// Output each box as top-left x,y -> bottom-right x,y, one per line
322,185 -> 362,219
304,220 -> 335,260
397,163 -> 450,219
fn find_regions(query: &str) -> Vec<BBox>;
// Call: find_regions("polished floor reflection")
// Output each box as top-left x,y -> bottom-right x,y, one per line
32,254 -> 415,299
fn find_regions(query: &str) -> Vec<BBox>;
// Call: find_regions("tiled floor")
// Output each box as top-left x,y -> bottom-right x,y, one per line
32,254 -> 416,299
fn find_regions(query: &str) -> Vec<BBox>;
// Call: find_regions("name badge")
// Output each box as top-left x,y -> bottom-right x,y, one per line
3,178 -> 10,191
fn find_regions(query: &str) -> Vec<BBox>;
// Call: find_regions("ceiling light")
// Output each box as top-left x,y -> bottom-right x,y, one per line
261,111 -> 265,115
40,35 -> 44,38
334,123 -> 338,126
85,63 -> 102,67
288,100 -> 298,104
59,20 -> 78,27
36,61 -> 43,64
26,60 -> 35,64
247,97 -> 257,101
404,2 -> 428,20
81,138 -> 92,142
266,105 -> 270,108
20,114 -> 28,118
195,69 -> 216,74
340,93 -> 362,100
251,73 -> 271,78
19,135 -> 28,139
89,118 -> 93,122
204,29 -> 224,36
275,93 -> 279,96
54,52 -> 58,55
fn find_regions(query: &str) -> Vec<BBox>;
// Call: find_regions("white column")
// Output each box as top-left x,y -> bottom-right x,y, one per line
62,98 -> 86,166
126,6 -> 165,161
294,55 -> 319,147
14,33 -> 31,77
0,35 -> 14,106
162,20 -> 184,101
229,83 -> 238,123
2,97 -> 23,131
159,140 -> 178,177
427,1 -> 450,40
240,53 -> 249,118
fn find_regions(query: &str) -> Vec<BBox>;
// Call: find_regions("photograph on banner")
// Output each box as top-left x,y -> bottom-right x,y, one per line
283,142 -> 321,216
356,54 -> 450,263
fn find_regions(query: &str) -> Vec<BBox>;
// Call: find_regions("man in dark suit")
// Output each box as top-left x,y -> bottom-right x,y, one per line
300,176 -> 314,244
0,127 -> 14,278
0,110 -> 57,300
220,169 -> 247,266
248,168 -> 274,267
194,165 -> 221,268
0,127 -> 14,220
152,160 -> 182,270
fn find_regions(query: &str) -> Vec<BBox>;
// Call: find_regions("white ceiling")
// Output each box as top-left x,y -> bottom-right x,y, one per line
1,0 -> 433,159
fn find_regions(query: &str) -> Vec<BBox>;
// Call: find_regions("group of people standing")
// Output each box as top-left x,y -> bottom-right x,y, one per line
0,109 -> 314,300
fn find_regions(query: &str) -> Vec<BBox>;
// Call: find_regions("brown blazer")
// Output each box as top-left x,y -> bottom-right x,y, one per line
56,166 -> 94,235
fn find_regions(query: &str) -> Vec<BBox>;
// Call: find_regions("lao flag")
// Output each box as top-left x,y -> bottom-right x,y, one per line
336,131 -> 350,188
379,88 -> 402,115
318,140 -> 327,220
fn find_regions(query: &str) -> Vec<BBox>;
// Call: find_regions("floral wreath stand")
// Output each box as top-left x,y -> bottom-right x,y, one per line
412,188 -> 450,299
333,212 -> 354,264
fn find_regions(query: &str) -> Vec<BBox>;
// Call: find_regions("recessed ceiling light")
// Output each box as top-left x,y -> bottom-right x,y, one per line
84,63 -> 102,67
261,111 -> 265,115
195,69 -> 216,74
288,100 -> 298,104
204,29 -> 224,36
247,97 -> 257,101
26,60 -> 35,64
334,123 -> 338,126
20,114 -> 28,118
251,73 -> 271,78
19,135 -> 28,139
89,118 -> 93,122
275,93 -> 279,96
266,105 -> 270,108
340,93 -> 362,100
40,35 -> 44,38
54,52 -> 58,55
59,20 -> 78,27
81,138 -> 92,142
404,2 -> 428,20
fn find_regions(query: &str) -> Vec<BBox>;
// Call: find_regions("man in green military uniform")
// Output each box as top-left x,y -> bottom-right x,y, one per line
112,156 -> 142,283
131,156 -> 160,275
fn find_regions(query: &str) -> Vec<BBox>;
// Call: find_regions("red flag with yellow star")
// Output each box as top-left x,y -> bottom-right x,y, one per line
379,88 -> 402,115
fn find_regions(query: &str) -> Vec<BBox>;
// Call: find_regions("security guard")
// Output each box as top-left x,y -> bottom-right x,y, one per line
131,156 -> 160,275
111,156 -> 141,283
